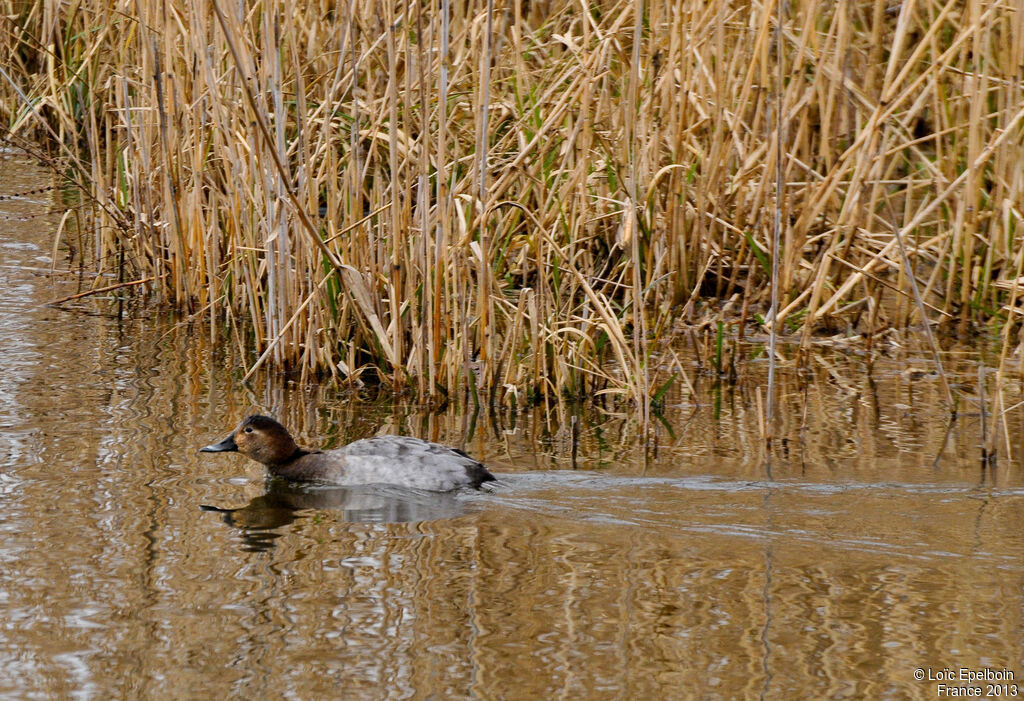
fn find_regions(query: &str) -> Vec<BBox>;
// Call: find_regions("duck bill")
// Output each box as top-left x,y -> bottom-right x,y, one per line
200,433 -> 238,453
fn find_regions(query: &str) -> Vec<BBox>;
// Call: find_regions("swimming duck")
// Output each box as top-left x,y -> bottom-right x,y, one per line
200,415 -> 496,491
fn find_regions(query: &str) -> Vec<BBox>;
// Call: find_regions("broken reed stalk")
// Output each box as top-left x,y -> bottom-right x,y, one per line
46,274 -> 167,306
978,363 -> 992,465
890,218 -> 955,410
1,0 -> 1022,408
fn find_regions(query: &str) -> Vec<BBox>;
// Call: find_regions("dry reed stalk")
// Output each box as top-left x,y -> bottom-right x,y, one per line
0,0 -> 1021,406
625,0 -> 648,425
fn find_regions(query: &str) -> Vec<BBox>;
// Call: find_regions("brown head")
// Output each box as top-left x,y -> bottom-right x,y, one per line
200,415 -> 305,467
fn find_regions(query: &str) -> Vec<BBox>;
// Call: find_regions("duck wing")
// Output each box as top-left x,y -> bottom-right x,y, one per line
340,435 -> 495,490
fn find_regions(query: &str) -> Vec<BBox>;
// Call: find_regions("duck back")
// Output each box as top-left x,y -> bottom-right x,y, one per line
335,435 -> 494,491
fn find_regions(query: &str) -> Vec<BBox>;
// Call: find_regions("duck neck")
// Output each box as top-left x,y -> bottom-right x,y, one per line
268,448 -> 319,480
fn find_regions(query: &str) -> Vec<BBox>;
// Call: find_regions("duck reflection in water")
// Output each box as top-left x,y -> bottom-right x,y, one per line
201,480 -> 474,552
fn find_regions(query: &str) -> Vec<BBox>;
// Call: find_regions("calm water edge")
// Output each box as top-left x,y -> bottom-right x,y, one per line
2,154 -> 1023,699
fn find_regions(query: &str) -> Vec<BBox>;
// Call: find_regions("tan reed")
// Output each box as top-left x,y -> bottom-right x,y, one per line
0,0 -> 1021,407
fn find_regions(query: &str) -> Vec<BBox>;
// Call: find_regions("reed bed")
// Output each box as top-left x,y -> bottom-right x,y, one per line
1,0 -> 1022,406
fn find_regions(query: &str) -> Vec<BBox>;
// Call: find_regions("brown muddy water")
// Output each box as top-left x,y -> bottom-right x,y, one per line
2,153 -> 1024,700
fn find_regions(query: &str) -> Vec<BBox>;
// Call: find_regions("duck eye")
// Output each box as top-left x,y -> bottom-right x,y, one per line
244,427 -> 254,433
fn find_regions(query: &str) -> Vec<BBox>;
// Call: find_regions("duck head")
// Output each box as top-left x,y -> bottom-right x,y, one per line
200,415 -> 302,466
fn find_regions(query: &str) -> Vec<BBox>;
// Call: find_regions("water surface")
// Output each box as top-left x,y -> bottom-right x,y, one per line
2,153 -> 1023,699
